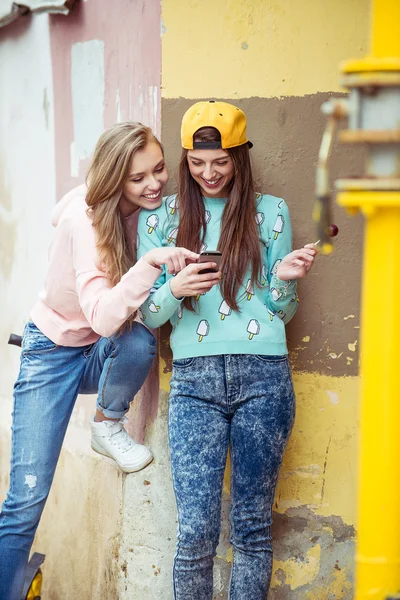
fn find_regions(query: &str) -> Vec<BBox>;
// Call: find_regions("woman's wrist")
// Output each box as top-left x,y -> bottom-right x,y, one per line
169,278 -> 183,300
141,251 -> 161,270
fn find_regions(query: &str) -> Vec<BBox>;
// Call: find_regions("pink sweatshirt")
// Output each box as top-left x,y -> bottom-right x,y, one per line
30,184 -> 161,346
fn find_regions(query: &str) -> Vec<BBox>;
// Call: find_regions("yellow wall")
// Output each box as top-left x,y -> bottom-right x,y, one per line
162,0 -> 370,99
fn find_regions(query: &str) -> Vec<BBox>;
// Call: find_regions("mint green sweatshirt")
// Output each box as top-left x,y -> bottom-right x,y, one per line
137,193 -> 299,359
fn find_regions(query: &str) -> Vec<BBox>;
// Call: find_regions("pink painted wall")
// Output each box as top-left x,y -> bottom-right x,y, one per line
49,0 -> 162,199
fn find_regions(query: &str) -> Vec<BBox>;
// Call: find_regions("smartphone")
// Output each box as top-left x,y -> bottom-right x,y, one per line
198,251 -> 222,274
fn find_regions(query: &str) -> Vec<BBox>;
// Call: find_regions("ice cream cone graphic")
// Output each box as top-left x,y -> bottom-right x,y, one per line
168,227 -> 178,244
271,287 -> 282,302
197,320 -> 209,342
201,243 -> 208,253
146,214 -> 159,234
219,300 -> 232,320
273,215 -> 284,240
169,197 -> 178,214
245,279 -> 254,301
277,200 -> 283,209
247,319 -> 260,340
148,301 -> 161,313
205,210 -> 211,224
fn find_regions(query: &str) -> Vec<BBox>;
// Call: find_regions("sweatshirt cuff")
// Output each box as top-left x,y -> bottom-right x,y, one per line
272,274 -> 296,296
164,279 -> 184,307
130,257 -> 162,286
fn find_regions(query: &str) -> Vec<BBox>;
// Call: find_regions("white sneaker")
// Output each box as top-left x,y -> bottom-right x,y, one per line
90,418 -> 153,473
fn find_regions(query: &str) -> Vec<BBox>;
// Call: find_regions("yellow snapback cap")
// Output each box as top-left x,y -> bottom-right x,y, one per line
181,100 -> 253,150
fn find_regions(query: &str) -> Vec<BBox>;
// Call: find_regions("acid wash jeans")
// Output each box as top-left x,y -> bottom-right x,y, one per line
0,320 -> 156,600
169,354 -> 295,600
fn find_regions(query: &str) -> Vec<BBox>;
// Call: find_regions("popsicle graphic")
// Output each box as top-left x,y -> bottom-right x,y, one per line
267,308 -> 275,321
197,320 -> 210,342
219,300 -> 232,320
276,310 -> 286,320
138,307 -> 146,321
146,214 -> 159,234
255,212 -> 265,227
291,293 -> 300,303
246,279 -> 254,301
273,215 -> 284,239
271,287 -> 282,301
168,227 -> 178,244
261,265 -> 267,285
271,259 -> 282,276
195,292 -> 206,301
247,319 -> 260,340
169,197 -> 178,214
205,210 -> 211,224
148,300 -> 161,313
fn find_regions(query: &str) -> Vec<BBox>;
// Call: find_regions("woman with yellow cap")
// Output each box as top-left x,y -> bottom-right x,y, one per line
137,101 -> 316,599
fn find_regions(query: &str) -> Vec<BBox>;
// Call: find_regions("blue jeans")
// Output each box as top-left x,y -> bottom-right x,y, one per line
0,320 -> 156,600
169,354 -> 295,600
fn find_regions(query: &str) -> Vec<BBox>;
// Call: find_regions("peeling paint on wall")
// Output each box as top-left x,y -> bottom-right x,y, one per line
270,507 -> 354,599
0,0 -> 77,28
70,39 -> 105,178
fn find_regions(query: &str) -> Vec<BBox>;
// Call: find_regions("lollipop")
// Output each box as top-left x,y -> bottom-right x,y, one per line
328,224 -> 339,237
314,224 -> 339,252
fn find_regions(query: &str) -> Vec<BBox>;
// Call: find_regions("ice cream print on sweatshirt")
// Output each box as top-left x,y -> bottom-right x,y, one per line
136,193 -> 299,360
146,214 -> 159,234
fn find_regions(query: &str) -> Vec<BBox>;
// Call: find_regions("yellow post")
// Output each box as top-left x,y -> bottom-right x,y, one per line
336,1 -> 400,597
371,0 -> 400,58
338,193 -> 400,599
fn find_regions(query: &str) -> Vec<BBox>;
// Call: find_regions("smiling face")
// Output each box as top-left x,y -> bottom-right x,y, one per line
120,140 -> 169,216
187,148 -> 234,198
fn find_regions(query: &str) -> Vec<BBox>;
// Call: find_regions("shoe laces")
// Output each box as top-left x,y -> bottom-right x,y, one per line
109,420 -> 138,453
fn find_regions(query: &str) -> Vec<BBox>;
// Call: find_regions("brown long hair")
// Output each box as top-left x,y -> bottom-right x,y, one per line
176,127 -> 261,312
85,122 -> 161,326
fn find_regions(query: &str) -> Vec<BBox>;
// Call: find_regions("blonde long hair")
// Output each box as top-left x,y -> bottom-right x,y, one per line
86,122 -> 160,287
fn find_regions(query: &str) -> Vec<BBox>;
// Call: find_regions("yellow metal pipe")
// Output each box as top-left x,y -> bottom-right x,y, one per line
371,0 -> 400,59
335,1 -> 400,597
338,193 -> 400,599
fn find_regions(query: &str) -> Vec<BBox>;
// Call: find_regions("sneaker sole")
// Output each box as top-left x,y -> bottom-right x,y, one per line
91,441 -> 154,473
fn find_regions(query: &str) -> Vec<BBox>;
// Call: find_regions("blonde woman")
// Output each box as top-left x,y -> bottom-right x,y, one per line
0,122 -> 198,600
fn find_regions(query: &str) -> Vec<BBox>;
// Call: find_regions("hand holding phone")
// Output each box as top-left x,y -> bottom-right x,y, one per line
197,251 -> 222,274
170,251 -> 222,299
